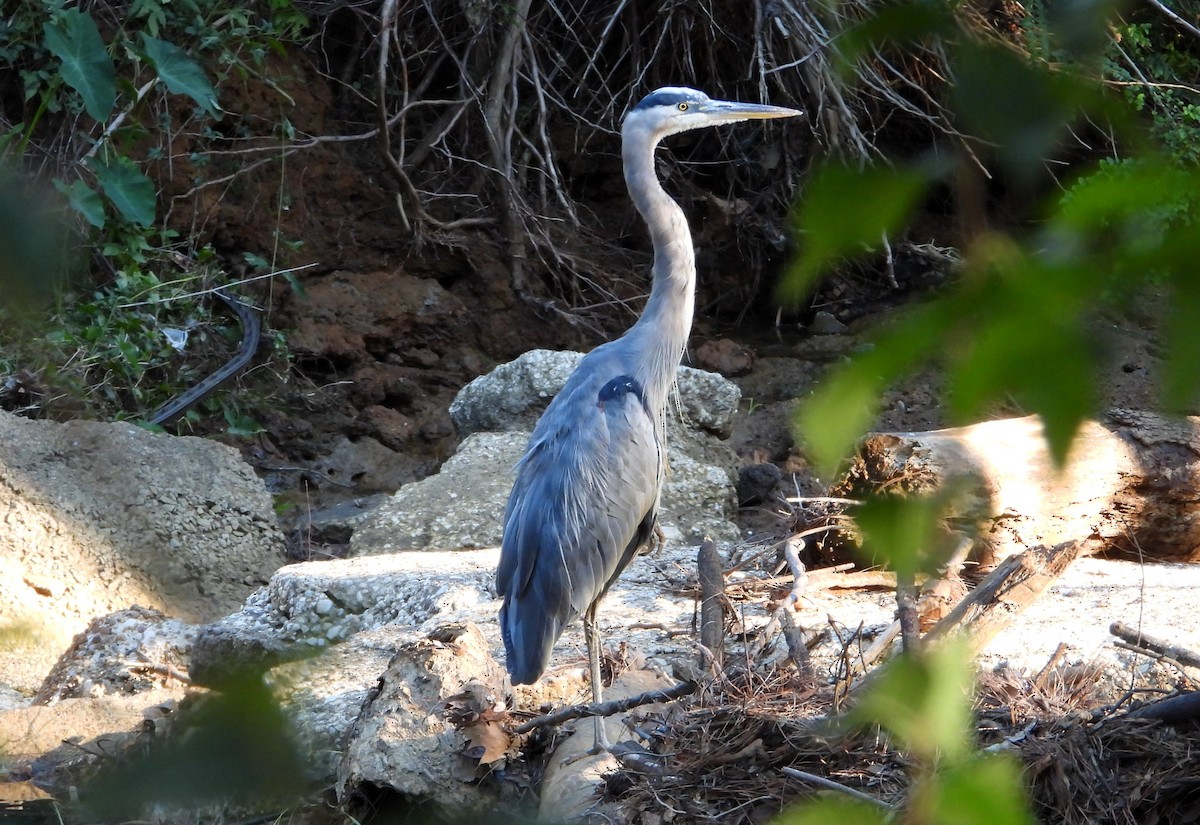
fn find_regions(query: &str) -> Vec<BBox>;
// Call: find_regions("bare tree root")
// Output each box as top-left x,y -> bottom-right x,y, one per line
308,0 -> 984,324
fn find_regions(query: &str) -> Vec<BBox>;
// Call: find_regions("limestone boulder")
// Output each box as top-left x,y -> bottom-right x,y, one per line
186,542 -> 711,787
356,350 -> 743,553
348,432 -> 521,553
336,623 -> 510,814
35,606 -> 196,703
188,551 -> 500,687
0,411 -> 285,693
448,348 -> 742,438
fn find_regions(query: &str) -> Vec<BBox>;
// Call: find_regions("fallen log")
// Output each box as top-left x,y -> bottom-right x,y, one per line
923,541 -> 1085,656
833,410 -> 1200,567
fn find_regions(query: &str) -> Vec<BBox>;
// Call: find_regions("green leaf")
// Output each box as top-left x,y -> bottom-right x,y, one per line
782,162 -> 931,301
42,9 -> 116,122
141,34 -> 221,119
794,305 -> 947,477
918,754 -> 1038,825
850,640 -> 975,762
944,263 -> 1097,465
855,488 -> 969,579
795,358 -> 887,481
54,178 -> 106,228
88,156 -> 156,227
1162,269 -> 1200,412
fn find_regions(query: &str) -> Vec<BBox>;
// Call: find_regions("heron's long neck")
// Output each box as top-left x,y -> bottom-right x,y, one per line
622,135 -> 696,415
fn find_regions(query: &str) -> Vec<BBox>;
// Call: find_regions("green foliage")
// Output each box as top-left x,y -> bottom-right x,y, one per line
782,7 -> 1197,823
778,643 -> 1036,825
82,678 -> 309,819
42,7 -> 116,121
0,2 -> 307,428
2,1 -> 307,232
0,211 -> 286,430
1107,19 -> 1200,165
787,0 -> 1200,476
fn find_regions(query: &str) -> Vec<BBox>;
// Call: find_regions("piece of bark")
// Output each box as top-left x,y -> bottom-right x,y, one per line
923,541 -> 1084,656
834,410 -> 1200,566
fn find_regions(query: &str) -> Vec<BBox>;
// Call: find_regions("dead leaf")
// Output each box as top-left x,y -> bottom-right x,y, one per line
463,718 -> 511,765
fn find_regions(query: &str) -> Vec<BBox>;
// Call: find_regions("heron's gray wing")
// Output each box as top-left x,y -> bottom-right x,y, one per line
497,371 -> 662,684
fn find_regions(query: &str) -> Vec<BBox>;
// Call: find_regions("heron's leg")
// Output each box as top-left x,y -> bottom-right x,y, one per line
583,601 -> 612,753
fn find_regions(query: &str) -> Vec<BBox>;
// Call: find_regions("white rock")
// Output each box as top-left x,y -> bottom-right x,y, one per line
0,411 -> 284,693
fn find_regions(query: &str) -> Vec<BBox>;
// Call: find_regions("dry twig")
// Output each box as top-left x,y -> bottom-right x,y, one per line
512,681 -> 697,734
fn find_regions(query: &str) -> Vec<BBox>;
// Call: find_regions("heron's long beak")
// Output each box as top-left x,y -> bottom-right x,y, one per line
704,99 -> 803,122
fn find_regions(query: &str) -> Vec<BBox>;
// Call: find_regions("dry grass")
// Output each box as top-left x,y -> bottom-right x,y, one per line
590,638 -> 1200,824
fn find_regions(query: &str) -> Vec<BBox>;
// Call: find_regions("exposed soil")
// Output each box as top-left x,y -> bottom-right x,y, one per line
150,51 -> 1168,549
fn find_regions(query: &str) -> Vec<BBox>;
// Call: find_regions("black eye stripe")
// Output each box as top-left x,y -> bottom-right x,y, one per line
633,90 -> 703,112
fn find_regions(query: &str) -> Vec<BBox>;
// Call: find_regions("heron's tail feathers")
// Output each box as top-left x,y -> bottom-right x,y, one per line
500,598 -> 570,685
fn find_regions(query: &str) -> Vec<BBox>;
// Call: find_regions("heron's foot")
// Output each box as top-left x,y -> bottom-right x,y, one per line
559,718 -> 615,765
592,719 -> 614,754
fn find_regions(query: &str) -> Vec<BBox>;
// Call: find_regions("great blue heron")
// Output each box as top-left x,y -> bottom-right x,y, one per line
497,87 -> 801,750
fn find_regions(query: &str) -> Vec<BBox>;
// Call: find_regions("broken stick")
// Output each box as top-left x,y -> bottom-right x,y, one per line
698,540 -> 725,671
512,681 -> 696,734
1110,621 -> 1200,670
923,540 -> 1084,656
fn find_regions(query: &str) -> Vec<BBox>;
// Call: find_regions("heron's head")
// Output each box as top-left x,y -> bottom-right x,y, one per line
624,87 -> 801,144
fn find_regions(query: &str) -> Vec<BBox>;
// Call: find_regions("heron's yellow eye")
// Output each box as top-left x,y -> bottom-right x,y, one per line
677,102 -> 689,111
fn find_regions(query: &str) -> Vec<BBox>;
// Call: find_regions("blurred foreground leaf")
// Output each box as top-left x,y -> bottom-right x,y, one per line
910,754 -> 1038,825
796,303 -> 945,477
0,168 -> 74,310
788,1 -> 1200,474
783,163 -> 932,300
776,642 -> 1036,824
855,486 -> 967,579
850,640 -> 975,762
83,678 -> 308,819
